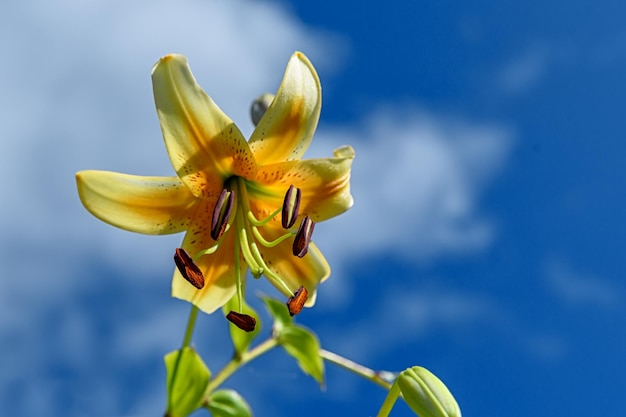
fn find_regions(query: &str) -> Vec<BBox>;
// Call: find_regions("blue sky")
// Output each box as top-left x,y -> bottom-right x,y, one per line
2,0 -> 626,416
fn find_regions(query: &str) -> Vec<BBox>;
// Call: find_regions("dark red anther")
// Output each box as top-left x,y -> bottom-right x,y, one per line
292,215 -> 315,258
286,285 -> 309,316
174,248 -> 205,289
226,311 -> 257,332
281,185 -> 302,229
211,189 -> 235,241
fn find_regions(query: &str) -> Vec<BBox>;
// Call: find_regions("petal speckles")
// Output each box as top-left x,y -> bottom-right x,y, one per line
152,54 -> 257,196
76,171 -> 196,234
76,52 -> 354,316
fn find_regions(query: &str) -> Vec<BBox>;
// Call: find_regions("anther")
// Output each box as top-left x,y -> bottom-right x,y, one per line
286,285 -> 309,316
173,248 -> 205,289
292,215 -> 315,258
226,311 -> 257,332
211,189 -> 235,241
281,185 -> 301,229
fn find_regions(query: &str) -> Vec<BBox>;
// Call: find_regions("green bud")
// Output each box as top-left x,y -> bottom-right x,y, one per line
397,366 -> 461,417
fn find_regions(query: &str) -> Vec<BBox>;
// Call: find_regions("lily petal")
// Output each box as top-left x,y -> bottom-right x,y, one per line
172,200 -> 245,313
259,235 -> 330,308
248,52 -> 321,165
152,54 -> 257,197
76,170 -> 196,234
249,145 -> 355,222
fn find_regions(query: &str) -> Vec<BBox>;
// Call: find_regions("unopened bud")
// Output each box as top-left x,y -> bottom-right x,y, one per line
250,93 -> 275,127
174,248 -> 205,289
397,366 -> 461,417
286,285 -> 309,316
281,185 -> 301,229
226,311 -> 257,332
211,189 -> 234,241
292,215 -> 315,258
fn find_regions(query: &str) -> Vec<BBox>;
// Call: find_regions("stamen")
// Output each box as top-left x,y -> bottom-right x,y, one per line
211,189 -> 235,241
286,285 -> 309,316
249,242 -> 294,296
226,311 -> 256,332
239,228 -> 263,277
247,207 -> 281,227
251,226 -> 293,248
281,185 -> 302,229
293,215 -> 315,258
193,242 -> 220,259
173,248 -> 205,289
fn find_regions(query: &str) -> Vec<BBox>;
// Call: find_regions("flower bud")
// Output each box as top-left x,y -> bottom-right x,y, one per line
397,366 -> 461,417
292,215 -> 315,258
226,311 -> 257,332
286,285 -> 309,316
174,248 -> 205,289
211,189 -> 234,241
281,185 -> 302,229
250,93 -> 275,127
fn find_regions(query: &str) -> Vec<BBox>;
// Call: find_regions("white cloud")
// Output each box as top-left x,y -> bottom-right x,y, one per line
496,45 -> 551,95
545,260 -> 620,308
0,1 -> 344,415
310,106 -> 512,307
329,285 -> 497,362
0,0 -> 512,415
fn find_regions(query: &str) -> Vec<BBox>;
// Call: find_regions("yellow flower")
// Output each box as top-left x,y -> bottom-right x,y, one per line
76,52 -> 354,314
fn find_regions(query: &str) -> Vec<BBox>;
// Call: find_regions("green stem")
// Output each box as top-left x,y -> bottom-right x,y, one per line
320,349 -> 393,390
182,305 -> 199,347
205,337 -> 279,394
376,382 -> 401,417
168,305 -> 200,407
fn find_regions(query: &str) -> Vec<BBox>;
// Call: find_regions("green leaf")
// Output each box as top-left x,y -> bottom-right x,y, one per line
262,296 -> 292,330
164,347 -> 211,417
223,297 -> 261,355
278,325 -> 325,385
206,389 -> 253,417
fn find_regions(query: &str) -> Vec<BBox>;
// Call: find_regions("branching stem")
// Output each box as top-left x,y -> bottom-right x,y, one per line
205,337 -> 279,394
320,349 -> 394,390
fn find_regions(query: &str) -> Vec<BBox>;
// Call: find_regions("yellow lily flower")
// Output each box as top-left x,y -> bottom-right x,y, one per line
76,52 -> 354,314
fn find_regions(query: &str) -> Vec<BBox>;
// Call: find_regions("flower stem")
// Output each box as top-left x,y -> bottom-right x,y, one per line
205,337 -> 279,394
182,305 -> 199,347
375,381 -> 401,417
168,305 -> 200,407
320,349 -> 394,390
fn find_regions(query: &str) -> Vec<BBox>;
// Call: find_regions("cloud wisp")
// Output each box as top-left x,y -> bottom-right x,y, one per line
0,1 -> 512,415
